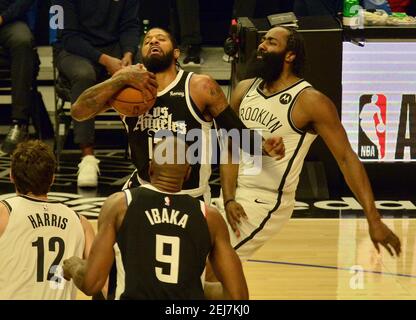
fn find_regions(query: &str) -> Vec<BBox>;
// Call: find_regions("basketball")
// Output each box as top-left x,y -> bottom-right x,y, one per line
109,87 -> 156,117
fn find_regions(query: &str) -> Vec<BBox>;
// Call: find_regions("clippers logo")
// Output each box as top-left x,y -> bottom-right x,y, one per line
358,94 -> 387,159
279,93 -> 292,105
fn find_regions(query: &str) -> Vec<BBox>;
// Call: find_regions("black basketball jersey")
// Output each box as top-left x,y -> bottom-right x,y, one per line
114,185 -> 212,300
121,70 -> 213,199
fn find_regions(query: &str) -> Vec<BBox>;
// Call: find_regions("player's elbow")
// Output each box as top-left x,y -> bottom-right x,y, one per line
70,101 -> 90,121
81,279 -> 106,296
71,102 -> 84,121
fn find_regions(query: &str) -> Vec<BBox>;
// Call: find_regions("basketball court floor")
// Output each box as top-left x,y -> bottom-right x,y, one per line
75,217 -> 416,300
0,47 -> 415,300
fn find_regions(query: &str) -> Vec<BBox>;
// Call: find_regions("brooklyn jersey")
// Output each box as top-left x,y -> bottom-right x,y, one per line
122,70 -> 213,199
0,195 -> 85,300
237,78 -> 317,195
114,185 -> 211,300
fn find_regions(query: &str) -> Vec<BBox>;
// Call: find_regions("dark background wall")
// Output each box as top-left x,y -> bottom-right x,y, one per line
35,0 -> 297,46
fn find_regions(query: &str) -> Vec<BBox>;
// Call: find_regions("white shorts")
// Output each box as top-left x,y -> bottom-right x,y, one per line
215,188 -> 295,261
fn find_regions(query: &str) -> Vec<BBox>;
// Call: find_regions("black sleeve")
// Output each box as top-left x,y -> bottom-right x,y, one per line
119,0 -> 141,56
215,105 -> 263,156
1,0 -> 35,24
53,0 -> 102,62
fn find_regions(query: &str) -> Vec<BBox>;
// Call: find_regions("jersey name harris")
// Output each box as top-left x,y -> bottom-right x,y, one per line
28,212 -> 68,230
240,106 -> 283,133
145,208 -> 189,229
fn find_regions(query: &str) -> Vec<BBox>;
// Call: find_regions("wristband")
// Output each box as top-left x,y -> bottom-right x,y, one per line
224,199 -> 236,207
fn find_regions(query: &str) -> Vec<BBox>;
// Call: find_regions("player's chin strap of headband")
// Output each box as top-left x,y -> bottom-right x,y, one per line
214,105 -> 263,156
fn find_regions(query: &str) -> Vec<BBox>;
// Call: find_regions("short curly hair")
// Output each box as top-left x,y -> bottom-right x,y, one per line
11,140 -> 56,195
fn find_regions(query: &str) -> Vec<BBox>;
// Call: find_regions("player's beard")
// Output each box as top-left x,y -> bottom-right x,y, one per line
246,50 -> 286,84
142,49 -> 174,73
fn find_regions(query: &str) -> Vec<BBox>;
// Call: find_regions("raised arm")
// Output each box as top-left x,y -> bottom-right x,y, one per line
206,206 -> 249,300
63,192 -> 127,295
297,89 -> 401,256
71,65 -> 157,121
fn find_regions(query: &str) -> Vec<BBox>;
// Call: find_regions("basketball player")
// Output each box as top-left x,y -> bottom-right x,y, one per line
70,27 -> 284,203
63,138 -> 248,300
215,26 -> 401,263
0,140 -> 95,299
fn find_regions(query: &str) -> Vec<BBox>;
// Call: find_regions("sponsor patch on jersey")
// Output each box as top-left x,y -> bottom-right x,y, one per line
279,93 -> 293,105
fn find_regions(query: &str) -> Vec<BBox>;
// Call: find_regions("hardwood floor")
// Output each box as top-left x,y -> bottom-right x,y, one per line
77,218 -> 416,300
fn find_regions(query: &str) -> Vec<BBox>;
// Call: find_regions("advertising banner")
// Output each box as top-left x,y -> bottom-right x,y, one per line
342,42 -> 416,162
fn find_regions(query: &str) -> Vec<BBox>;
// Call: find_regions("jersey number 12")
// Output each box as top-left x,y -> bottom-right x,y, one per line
32,236 -> 65,283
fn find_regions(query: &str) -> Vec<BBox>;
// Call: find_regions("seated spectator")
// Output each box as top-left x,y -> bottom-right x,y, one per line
176,0 -> 203,65
0,0 -> 37,155
53,0 -> 140,188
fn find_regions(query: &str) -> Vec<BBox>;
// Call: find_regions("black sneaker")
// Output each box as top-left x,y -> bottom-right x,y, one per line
183,45 -> 204,66
1,124 -> 28,155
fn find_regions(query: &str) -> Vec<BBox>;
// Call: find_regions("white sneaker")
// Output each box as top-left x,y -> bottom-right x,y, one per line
77,155 -> 100,187
222,54 -> 233,63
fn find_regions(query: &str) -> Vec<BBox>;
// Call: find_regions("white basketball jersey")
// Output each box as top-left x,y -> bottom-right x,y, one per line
0,195 -> 85,300
237,78 -> 317,196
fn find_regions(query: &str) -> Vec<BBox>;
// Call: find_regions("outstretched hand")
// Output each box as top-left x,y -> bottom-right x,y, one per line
263,136 -> 285,160
369,220 -> 401,257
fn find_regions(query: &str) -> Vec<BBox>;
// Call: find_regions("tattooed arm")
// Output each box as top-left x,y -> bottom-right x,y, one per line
71,65 -> 158,121
189,74 -> 229,121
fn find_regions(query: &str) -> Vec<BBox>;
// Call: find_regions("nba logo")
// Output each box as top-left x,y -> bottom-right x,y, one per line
164,196 -> 170,206
358,94 -> 386,160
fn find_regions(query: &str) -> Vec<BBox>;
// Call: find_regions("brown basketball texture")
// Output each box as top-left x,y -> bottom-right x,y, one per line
109,87 -> 156,117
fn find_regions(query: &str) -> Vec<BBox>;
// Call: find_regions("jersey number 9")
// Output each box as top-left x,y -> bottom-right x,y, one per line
155,235 -> 180,284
